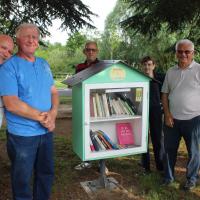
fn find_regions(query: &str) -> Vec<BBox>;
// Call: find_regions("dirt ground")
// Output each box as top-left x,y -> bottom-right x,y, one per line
54,117 -> 72,136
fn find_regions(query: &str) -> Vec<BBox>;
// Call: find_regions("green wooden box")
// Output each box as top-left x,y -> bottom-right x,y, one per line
65,61 -> 151,161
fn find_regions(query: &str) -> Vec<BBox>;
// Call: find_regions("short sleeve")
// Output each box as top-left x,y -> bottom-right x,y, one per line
41,59 -> 54,86
161,71 -> 169,94
0,63 -> 18,96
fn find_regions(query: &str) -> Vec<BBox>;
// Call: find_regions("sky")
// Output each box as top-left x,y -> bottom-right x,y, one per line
45,0 -> 117,45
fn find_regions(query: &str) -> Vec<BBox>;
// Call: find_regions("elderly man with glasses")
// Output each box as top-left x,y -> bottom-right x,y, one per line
161,39 -> 200,190
75,41 -> 99,73
74,41 -> 99,170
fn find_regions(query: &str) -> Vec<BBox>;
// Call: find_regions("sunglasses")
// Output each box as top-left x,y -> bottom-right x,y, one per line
85,48 -> 97,52
176,50 -> 194,55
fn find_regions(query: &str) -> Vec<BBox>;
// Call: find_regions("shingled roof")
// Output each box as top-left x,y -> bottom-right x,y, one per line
62,60 -> 152,87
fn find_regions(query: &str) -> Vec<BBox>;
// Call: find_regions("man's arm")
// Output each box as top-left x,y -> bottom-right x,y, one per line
49,85 -> 59,120
40,85 -> 59,131
2,96 -> 46,123
161,93 -> 174,127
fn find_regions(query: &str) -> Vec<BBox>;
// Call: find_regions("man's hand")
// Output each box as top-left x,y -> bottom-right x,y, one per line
40,110 -> 57,132
164,112 -> 174,127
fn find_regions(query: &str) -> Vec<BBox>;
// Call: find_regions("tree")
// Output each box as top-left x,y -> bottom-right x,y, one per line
99,0 -> 180,71
0,0 -> 96,37
121,0 -> 200,42
66,32 -> 87,56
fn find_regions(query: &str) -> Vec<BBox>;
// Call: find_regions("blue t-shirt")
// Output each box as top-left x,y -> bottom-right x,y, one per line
0,55 -> 54,136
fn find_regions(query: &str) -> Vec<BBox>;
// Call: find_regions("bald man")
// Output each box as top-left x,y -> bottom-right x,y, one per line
0,34 -> 14,64
0,34 -> 14,128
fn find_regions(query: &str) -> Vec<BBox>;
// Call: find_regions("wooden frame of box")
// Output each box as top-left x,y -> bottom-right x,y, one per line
64,60 -> 151,161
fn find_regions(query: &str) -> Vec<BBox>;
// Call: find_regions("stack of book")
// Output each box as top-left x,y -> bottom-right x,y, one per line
90,130 -> 119,152
90,92 -> 137,118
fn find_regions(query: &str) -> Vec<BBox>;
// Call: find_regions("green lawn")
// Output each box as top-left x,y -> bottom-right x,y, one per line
55,79 -> 67,89
55,79 -> 72,104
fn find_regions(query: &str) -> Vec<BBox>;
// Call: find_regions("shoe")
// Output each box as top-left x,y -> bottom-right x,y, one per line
74,162 -> 92,170
162,179 -> 174,186
184,181 -> 196,191
105,166 -> 109,175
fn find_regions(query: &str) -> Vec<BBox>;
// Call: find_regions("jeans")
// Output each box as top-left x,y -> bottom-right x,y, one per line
141,106 -> 164,171
163,116 -> 200,183
7,131 -> 54,200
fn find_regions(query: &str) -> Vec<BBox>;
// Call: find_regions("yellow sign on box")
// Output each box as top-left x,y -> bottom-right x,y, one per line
135,88 -> 143,102
110,67 -> 126,80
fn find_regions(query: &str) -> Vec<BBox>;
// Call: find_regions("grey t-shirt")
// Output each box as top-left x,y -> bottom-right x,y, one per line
162,61 -> 200,120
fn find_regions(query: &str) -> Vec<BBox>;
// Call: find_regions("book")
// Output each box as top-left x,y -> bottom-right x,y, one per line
89,135 -> 95,151
97,130 -> 119,149
90,95 -> 94,117
99,94 -> 106,117
90,130 -> 100,151
95,93 -> 103,117
102,93 -> 110,117
124,101 -> 134,115
118,98 -> 130,115
116,123 -> 134,145
92,95 -> 98,117
106,94 -> 112,115
117,97 -> 126,115
94,133 -> 106,150
97,132 -> 113,150
116,93 -> 137,114
115,98 -> 124,114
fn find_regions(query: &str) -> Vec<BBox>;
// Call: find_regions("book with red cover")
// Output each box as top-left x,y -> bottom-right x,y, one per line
116,123 -> 134,145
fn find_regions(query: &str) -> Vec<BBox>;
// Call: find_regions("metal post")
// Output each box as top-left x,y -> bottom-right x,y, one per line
98,159 -> 109,188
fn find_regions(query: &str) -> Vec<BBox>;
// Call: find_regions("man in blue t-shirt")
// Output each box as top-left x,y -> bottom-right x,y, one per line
0,23 -> 59,200
0,34 -> 14,128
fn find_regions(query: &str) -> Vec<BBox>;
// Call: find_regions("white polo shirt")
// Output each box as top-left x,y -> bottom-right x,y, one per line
162,61 -> 200,120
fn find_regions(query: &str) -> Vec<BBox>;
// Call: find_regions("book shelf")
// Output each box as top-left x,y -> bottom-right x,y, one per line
84,82 -> 149,160
64,60 -> 151,162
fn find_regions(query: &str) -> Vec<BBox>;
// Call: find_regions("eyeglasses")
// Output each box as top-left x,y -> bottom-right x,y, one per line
85,48 -> 97,52
176,50 -> 194,55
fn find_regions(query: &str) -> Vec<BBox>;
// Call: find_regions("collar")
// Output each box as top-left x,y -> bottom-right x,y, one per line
84,58 -> 99,65
176,60 -> 195,70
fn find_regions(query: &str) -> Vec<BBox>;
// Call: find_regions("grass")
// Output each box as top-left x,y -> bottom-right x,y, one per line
0,127 -> 200,200
55,79 -> 67,89
54,78 -> 72,104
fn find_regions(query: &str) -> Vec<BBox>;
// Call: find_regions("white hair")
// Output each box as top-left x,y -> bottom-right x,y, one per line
15,23 -> 40,38
175,39 -> 194,51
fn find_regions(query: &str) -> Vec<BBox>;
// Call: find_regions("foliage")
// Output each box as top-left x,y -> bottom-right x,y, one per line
0,0 -> 96,37
36,43 -> 72,74
54,80 -> 67,89
30,0 -> 200,75
121,0 -> 200,43
100,0 -> 200,72
36,32 -> 91,74
65,32 -> 87,56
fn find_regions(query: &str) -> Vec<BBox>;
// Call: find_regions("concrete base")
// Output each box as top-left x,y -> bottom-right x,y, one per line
80,177 -> 119,198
